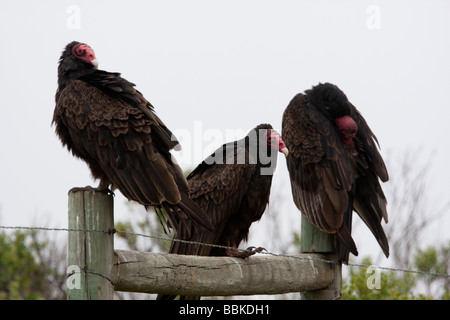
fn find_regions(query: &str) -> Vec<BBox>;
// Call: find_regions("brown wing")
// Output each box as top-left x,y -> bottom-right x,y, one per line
78,70 -> 180,151
352,106 -> 389,183
53,75 -> 211,231
350,106 -> 389,258
169,146 -> 257,257
282,93 -> 355,234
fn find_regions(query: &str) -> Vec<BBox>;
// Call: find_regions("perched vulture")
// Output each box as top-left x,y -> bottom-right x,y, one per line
53,41 -> 212,231
157,123 -> 289,300
282,83 -> 389,263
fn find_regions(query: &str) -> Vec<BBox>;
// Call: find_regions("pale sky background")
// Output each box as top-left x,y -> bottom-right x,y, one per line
0,0 -> 449,265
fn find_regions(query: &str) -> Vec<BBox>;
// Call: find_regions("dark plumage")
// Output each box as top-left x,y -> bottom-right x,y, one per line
53,41 -> 212,231
282,83 -> 389,263
157,124 -> 289,300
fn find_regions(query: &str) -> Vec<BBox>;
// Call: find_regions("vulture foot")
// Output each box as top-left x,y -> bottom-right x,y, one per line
69,186 -> 115,196
225,246 -> 266,259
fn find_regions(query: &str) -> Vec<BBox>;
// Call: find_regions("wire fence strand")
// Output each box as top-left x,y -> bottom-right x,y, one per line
1,224 -> 449,280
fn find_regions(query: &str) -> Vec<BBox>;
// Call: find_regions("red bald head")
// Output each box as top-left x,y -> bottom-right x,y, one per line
335,116 -> 358,146
71,43 -> 98,68
267,129 -> 289,157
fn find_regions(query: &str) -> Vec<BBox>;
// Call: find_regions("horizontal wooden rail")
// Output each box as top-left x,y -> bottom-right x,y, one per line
113,250 -> 335,296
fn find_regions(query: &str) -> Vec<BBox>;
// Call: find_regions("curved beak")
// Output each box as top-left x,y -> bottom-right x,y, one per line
90,58 -> 99,68
281,147 -> 289,157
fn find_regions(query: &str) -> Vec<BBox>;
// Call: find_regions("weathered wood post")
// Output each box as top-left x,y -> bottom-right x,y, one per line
300,215 -> 342,300
67,188 -> 115,300
113,250 -> 335,296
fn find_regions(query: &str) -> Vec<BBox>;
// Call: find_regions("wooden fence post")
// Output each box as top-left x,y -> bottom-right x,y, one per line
67,188 -> 115,300
300,215 -> 342,300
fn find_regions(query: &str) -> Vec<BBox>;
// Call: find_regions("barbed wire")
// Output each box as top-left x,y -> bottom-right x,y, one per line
1,224 -> 450,280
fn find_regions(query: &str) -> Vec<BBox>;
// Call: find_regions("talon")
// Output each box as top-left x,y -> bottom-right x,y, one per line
225,247 -> 251,259
103,188 -> 115,196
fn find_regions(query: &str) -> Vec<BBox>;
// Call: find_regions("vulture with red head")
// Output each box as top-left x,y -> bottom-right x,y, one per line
53,41 -> 212,231
282,83 -> 389,263
157,123 -> 288,300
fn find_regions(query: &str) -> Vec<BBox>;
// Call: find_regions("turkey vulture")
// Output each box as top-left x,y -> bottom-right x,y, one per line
157,123 -> 288,300
53,41 -> 212,231
282,83 -> 389,263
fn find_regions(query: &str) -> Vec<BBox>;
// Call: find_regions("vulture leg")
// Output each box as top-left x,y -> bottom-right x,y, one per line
96,179 -> 115,196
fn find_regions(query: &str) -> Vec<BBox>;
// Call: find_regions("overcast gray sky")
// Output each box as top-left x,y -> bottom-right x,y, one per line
0,1 -> 449,257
